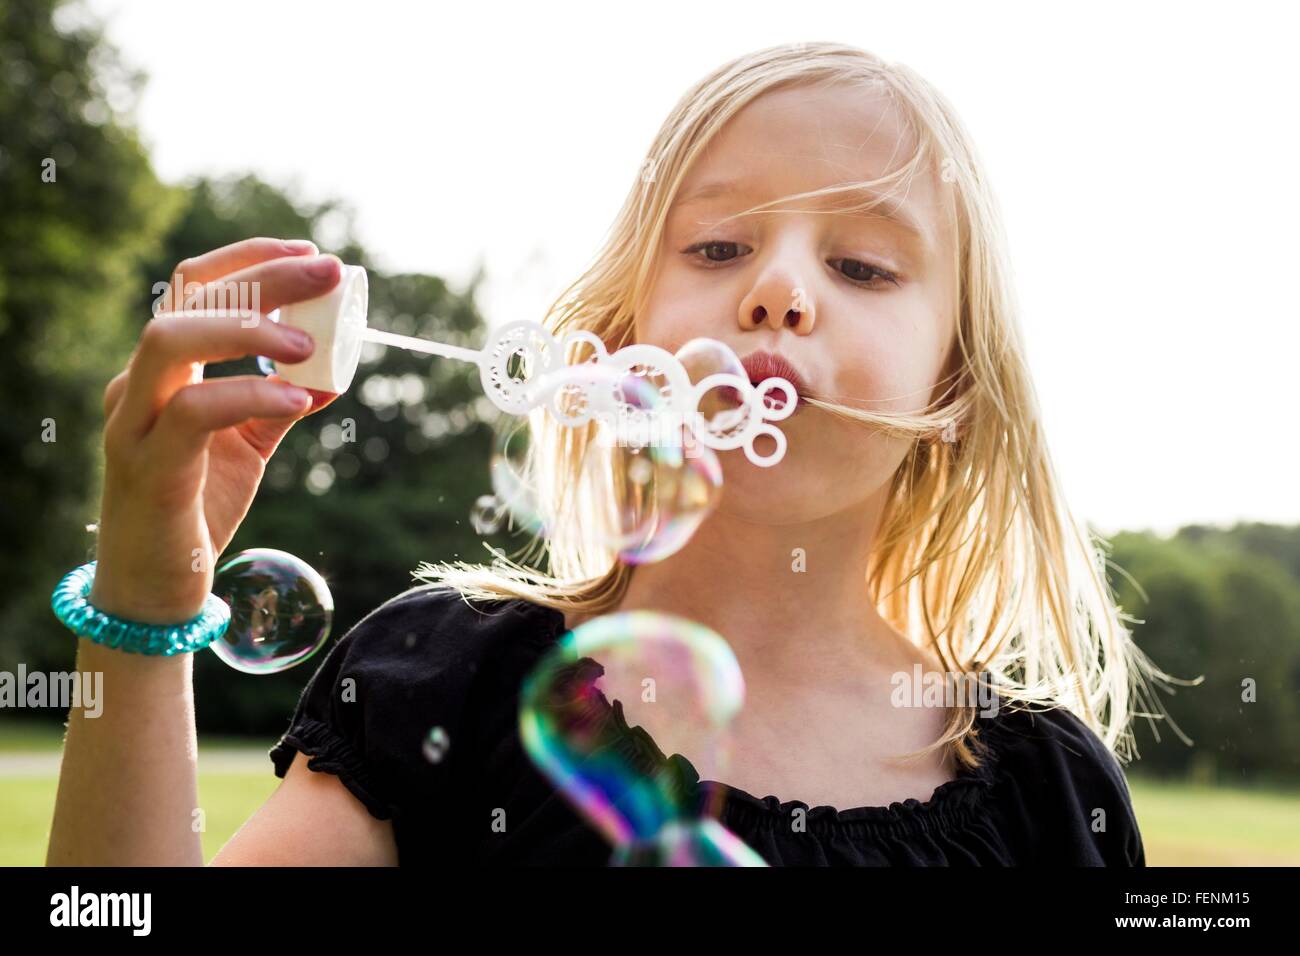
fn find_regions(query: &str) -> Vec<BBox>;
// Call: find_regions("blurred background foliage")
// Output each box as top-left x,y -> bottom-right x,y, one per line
2,0 -> 514,736
1106,527 -> 1300,783
1,0 -> 1297,788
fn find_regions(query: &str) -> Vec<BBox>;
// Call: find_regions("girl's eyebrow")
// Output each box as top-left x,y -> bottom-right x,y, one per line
673,178 -> 932,252
676,179 -> 746,206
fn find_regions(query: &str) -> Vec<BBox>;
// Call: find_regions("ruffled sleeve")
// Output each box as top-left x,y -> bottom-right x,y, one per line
267,585 -> 562,830
984,704 -> 1147,866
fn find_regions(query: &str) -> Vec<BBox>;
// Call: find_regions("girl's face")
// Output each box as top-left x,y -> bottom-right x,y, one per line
636,82 -> 959,521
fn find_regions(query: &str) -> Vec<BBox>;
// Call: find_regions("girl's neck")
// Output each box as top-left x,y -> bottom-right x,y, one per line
570,490 -> 939,688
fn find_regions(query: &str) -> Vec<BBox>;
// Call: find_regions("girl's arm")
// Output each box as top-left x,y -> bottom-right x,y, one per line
47,640 -> 397,866
45,237 -> 354,866
211,752 -> 397,866
47,642 -> 205,865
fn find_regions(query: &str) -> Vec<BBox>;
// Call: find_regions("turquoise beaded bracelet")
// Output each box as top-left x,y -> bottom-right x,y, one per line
51,561 -> 231,656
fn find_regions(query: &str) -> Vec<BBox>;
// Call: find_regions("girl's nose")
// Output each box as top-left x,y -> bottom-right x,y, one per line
738,280 -> 816,334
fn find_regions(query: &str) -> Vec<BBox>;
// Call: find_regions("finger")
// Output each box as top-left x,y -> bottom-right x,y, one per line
263,373 -> 339,414
117,312 -> 317,437
162,254 -> 341,321
103,369 -> 130,418
238,374 -> 341,457
164,237 -> 318,310
145,376 -> 314,467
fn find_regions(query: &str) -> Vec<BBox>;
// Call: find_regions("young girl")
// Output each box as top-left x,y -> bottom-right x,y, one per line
48,41 -> 1170,866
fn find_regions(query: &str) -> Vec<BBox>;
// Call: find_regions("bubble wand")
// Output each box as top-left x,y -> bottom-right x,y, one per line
266,265 -> 798,467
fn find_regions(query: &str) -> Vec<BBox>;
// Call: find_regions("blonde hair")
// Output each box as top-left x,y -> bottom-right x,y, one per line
416,41 -> 1181,771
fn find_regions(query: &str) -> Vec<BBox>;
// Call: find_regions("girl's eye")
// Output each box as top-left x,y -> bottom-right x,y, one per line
684,240 -> 750,263
832,258 -> 901,288
683,240 -> 901,290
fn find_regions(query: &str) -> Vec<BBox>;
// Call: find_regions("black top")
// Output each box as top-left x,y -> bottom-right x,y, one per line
269,585 -> 1146,866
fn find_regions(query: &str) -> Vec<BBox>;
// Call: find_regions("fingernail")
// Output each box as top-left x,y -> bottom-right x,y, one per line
282,239 -> 317,253
305,256 -> 336,279
281,325 -> 314,352
279,386 -> 312,410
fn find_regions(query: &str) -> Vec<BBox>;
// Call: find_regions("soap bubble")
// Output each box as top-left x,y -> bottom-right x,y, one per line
489,360 -> 673,544
210,548 -> 333,674
423,726 -> 451,763
611,818 -> 767,867
470,494 -> 505,535
581,359 -> 722,564
489,361 -> 723,564
487,417 -> 548,538
581,433 -> 722,565
519,610 -> 764,865
675,337 -> 748,434
675,337 -> 801,460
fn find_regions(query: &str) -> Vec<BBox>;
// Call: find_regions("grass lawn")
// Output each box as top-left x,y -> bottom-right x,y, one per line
1,772 -> 280,866
1126,777 -> 1300,865
2,723 -> 1296,866
0,721 -> 281,865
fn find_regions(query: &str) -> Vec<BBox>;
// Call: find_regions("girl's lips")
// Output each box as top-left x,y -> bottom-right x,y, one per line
712,382 -> 804,417
711,385 -> 805,414
739,350 -> 809,414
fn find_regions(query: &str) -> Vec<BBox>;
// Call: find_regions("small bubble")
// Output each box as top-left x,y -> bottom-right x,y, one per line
470,495 -> 504,534
627,455 -> 654,486
423,726 -> 451,763
210,548 -> 333,674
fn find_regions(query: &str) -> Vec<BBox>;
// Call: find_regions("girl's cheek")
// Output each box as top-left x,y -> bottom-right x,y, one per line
837,351 -> 916,411
641,310 -> 714,353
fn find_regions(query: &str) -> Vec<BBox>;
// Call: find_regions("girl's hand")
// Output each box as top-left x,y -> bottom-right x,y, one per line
88,238 -> 343,625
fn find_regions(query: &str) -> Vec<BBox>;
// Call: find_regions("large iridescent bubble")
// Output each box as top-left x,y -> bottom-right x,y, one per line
519,610 -> 766,866
210,548 -> 333,674
610,818 -> 767,867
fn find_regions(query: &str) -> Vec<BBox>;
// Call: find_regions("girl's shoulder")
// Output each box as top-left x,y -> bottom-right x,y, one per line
268,586 -> 567,826
325,584 -> 566,679
980,700 -> 1145,865
300,585 -> 569,727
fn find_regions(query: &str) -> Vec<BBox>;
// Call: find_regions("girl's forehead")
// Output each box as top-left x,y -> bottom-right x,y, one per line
676,85 -> 941,205
673,84 -> 946,241
689,83 -> 918,185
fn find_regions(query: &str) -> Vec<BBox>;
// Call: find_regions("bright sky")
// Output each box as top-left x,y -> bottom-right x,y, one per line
83,0 -> 1299,535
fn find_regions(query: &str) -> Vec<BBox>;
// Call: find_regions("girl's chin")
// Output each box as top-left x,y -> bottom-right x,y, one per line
710,432 -> 797,476
711,448 -> 809,506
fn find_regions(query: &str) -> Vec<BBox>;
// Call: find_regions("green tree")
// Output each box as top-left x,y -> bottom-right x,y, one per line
1110,527 -> 1300,784
0,0 -> 180,678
